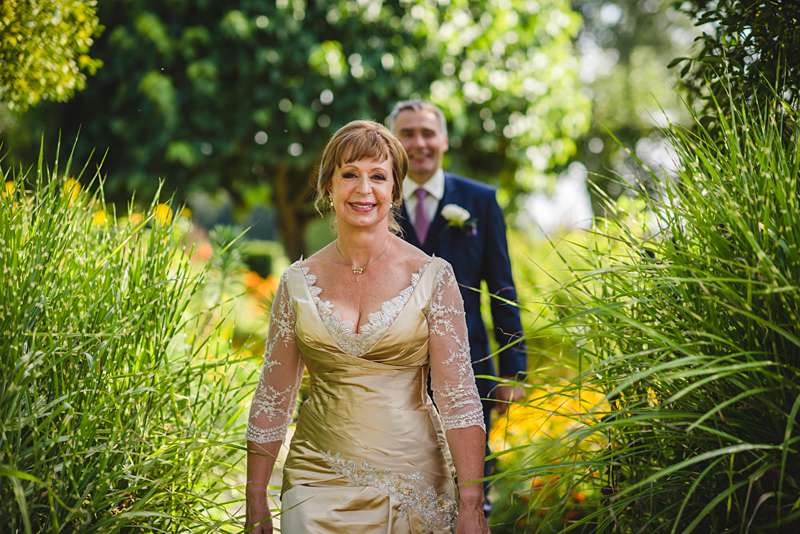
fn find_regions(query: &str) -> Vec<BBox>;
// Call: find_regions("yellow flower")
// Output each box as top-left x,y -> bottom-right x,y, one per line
489,382 -> 611,454
647,387 -> 659,408
3,181 -> 14,198
153,203 -> 173,225
179,207 -> 192,219
62,178 -> 81,205
92,209 -> 107,226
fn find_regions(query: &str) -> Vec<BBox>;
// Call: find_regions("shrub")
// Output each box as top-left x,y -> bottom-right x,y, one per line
0,149 -> 242,531
489,382 -> 608,533
552,92 -> 800,532
675,0 -> 800,117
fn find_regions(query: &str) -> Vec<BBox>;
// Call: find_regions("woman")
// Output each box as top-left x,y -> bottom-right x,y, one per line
245,120 -> 488,533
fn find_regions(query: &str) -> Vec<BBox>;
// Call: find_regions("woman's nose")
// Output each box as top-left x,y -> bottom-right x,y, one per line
357,175 -> 371,193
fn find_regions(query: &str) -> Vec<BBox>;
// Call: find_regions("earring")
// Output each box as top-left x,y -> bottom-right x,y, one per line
328,196 -> 334,209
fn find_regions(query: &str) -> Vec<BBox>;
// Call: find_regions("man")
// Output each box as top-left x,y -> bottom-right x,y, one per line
388,100 -> 527,509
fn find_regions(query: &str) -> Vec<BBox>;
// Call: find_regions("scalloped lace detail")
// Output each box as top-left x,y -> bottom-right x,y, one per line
300,258 -> 433,357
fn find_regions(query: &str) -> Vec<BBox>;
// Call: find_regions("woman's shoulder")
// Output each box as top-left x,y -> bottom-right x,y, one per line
389,236 -> 453,275
390,236 -> 434,272
289,243 -> 335,272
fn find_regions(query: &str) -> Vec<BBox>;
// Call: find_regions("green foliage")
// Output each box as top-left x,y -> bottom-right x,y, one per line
6,0 -> 589,257
488,380 -> 607,533
418,0 -> 590,199
0,148 -> 243,530
241,239 -> 286,277
572,0 -> 696,205
548,93 -> 800,531
0,0 -> 102,111
484,228 -> 597,371
676,0 -> 800,116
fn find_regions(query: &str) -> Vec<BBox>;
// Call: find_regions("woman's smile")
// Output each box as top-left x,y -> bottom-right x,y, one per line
348,201 -> 377,213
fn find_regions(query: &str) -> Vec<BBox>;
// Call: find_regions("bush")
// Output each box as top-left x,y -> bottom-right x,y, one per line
488,382 -> 608,533
241,239 -> 286,278
0,0 -> 102,110
551,93 -> 800,531
675,0 -> 800,117
0,150 -> 242,531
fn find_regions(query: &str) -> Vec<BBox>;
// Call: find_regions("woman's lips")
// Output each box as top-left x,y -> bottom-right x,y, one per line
349,202 -> 377,213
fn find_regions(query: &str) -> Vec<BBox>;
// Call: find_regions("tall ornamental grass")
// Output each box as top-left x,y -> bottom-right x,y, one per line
0,149 -> 243,531
537,95 -> 800,532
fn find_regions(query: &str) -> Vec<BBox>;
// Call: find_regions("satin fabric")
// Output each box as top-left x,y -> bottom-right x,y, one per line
279,259 -> 458,533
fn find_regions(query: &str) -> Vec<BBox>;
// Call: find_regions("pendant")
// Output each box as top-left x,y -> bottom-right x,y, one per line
352,266 -> 365,275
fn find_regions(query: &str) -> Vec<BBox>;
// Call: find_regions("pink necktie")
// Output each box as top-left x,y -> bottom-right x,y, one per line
414,188 -> 430,243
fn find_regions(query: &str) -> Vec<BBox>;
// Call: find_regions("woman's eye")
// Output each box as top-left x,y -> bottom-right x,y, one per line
342,172 -> 356,179
372,174 -> 386,181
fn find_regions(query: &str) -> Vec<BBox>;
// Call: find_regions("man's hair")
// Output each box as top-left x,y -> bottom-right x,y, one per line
386,100 -> 448,138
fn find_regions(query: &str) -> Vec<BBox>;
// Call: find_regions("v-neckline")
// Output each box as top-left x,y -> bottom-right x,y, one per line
297,257 -> 435,357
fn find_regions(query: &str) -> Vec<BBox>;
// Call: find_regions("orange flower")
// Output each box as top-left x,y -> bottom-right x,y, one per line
243,271 -> 263,290
192,241 -> 213,262
255,275 -> 279,300
263,275 -> 279,294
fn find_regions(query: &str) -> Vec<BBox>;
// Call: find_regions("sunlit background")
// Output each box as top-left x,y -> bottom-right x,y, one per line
4,0 -> 799,532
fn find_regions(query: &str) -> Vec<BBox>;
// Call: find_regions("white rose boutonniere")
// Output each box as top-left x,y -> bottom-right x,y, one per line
441,204 -> 478,235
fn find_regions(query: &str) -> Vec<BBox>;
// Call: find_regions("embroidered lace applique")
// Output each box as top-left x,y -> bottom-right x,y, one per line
245,359 -> 298,442
321,450 -> 457,531
262,270 -> 295,355
246,422 -> 287,444
250,369 -> 294,419
427,262 -> 486,432
246,269 -> 303,444
300,258 -> 433,357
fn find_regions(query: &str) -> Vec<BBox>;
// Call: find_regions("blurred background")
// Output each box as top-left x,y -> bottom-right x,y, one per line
0,0 -> 697,259
5,1 -> 798,532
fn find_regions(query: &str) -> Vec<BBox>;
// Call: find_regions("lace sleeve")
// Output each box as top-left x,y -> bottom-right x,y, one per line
246,270 -> 304,444
426,261 -> 485,432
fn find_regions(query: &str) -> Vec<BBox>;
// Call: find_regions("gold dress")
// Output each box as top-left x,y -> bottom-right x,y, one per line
246,256 -> 485,533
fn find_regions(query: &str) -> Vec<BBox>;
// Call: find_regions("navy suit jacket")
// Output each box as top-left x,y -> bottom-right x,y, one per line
400,173 -> 527,398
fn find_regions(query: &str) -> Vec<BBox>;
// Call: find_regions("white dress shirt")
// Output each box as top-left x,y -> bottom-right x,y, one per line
402,169 -> 444,225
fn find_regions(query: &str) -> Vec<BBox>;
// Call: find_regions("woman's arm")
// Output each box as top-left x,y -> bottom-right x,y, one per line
427,261 -> 489,533
246,441 -> 281,533
245,271 -> 304,533
446,426 -> 487,530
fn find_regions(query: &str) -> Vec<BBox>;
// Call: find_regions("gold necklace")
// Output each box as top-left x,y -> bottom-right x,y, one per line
335,239 -> 390,276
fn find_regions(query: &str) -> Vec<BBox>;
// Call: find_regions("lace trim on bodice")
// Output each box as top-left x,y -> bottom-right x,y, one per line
299,258 -> 434,357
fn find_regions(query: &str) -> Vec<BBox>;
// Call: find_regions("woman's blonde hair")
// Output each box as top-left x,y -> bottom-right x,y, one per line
315,120 -> 408,234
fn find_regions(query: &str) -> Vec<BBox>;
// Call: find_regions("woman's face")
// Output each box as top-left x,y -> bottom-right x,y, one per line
330,157 -> 394,230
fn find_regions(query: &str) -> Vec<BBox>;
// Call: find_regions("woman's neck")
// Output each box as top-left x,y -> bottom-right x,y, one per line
335,223 -> 392,268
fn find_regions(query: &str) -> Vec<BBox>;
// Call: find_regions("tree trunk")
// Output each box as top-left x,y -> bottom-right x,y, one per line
273,163 -> 310,260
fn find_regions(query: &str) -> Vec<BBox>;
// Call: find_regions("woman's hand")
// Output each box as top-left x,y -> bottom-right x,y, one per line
455,489 -> 490,534
245,489 -> 273,534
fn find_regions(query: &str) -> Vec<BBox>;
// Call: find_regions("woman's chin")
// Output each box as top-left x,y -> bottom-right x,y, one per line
338,214 -> 389,230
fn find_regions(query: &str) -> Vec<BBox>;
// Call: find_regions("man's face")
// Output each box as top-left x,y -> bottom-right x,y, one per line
392,109 -> 449,184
